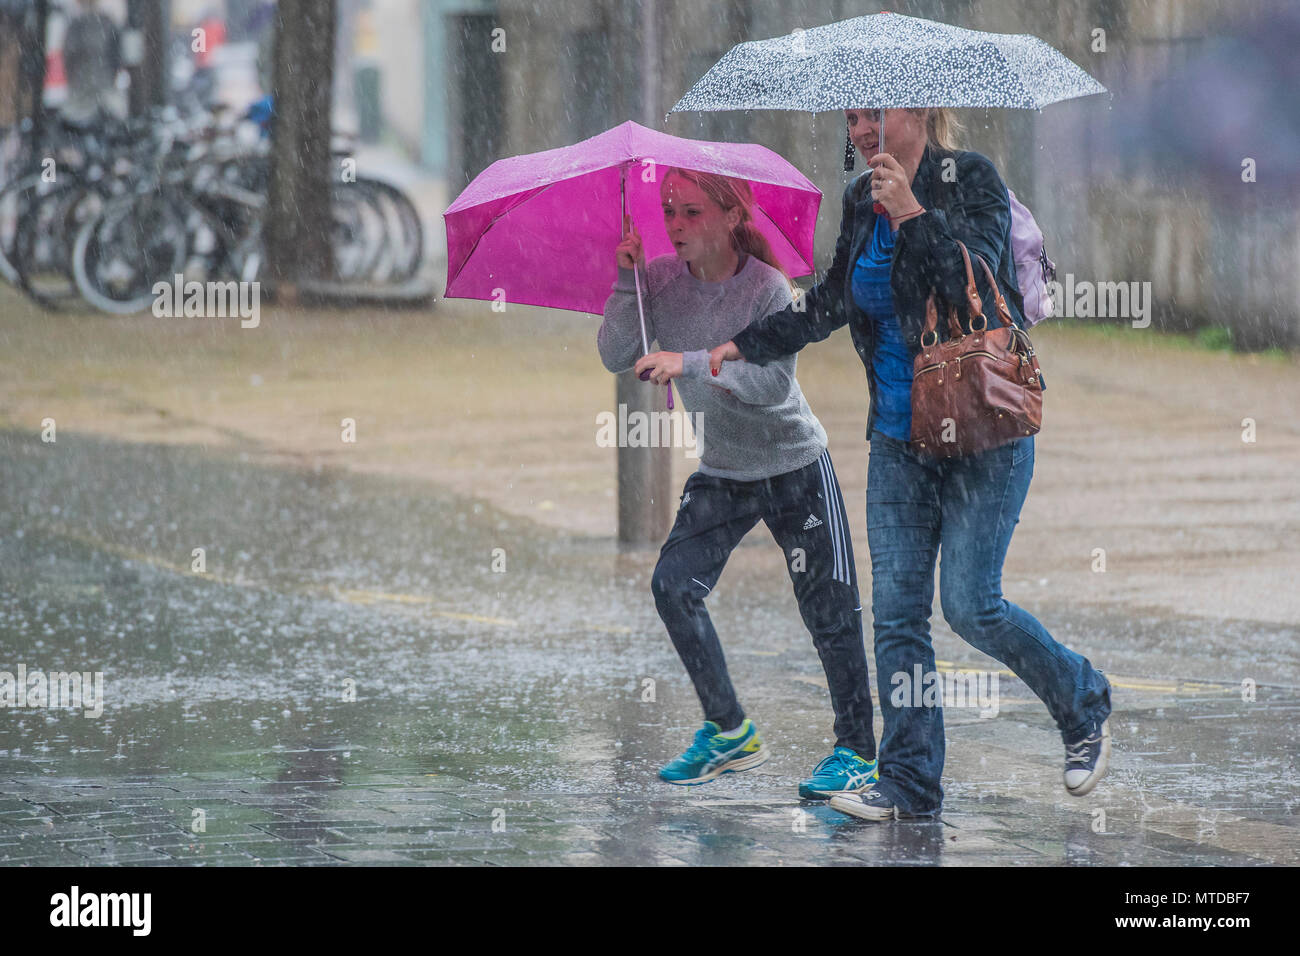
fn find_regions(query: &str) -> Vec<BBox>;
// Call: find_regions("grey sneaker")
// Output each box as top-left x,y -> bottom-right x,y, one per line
1063,719 -> 1111,796
830,788 -> 937,821
830,788 -> 897,821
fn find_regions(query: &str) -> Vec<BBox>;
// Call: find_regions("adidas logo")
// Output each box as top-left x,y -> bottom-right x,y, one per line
802,514 -> 824,530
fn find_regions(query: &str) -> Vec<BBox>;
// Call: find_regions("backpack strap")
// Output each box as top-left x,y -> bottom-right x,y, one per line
929,149 -> 1027,326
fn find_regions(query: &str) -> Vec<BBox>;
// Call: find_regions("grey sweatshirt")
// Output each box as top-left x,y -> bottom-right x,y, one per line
597,254 -> 828,481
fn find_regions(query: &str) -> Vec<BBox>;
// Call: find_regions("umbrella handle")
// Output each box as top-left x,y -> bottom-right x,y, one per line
634,366 -> 673,408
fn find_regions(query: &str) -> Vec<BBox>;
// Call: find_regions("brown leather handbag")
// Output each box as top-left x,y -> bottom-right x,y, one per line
910,240 -> 1044,458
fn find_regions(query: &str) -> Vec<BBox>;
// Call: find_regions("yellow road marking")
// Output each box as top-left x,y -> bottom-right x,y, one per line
935,658 -> 1241,695
43,525 -> 517,627
35,525 -> 1281,694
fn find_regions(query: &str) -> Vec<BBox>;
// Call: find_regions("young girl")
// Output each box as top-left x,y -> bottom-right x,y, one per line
597,167 -> 878,799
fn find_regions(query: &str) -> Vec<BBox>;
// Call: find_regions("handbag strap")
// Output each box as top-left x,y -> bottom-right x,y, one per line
922,238 -> 983,344
957,241 -> 985,325
970,253 -> 1016,331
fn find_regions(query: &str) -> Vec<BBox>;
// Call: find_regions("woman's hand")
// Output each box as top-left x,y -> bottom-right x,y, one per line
708,340 -> 743,375
634,351 -> 683,385
616,214 -> 645,270
867,152 -> 922,220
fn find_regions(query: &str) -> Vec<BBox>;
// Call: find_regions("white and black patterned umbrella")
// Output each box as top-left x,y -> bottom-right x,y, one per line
669,11 -> 1106,169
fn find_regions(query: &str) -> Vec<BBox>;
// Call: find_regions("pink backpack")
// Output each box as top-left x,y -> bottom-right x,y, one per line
1006,188 -> 1057,327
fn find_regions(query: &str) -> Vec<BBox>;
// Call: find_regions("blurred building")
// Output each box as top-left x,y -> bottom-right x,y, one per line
10,0 -> 1294,344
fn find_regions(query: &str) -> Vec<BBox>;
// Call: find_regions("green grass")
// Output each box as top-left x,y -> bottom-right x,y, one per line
1043,318 -> 1295,361
1194,325 -> 1235,352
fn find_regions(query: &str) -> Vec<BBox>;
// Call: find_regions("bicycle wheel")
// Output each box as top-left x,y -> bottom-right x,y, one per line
331,180 -> 387,282
71,190 -> 189,315
0,173 -> 30,285
354,177 -> 424,283
14,178 -> 105,310
0,172 -> 92,308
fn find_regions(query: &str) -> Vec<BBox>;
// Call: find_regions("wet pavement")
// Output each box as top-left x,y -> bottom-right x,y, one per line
1,429 -> 1296,866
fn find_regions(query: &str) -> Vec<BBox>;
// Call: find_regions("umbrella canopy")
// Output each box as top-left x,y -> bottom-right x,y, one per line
669,11 -> 1106,114
443,121 -> 823,316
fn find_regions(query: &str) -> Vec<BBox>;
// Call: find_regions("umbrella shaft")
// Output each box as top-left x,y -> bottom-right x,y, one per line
621,163 -> 651,355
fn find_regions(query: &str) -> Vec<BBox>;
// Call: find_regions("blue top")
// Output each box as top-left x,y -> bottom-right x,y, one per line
850,215 -> 913,441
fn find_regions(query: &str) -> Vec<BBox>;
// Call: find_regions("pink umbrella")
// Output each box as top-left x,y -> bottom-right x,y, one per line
443,120 -> 822,317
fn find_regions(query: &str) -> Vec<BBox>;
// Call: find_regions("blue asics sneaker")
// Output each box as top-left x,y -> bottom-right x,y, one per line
658,719 -> 769,785
798,746 -> 879,800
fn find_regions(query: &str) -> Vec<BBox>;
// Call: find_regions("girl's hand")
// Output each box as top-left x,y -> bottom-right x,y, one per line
616,214 -> 645,270
633,351 -> 683,385
866,152 -> 922,219
708,340 -> 743,375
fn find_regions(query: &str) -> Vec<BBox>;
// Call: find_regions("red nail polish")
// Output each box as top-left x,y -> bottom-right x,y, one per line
711,367 -> 718,376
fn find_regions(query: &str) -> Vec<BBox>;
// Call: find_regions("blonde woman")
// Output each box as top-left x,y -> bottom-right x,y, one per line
710,109 -> 1112,820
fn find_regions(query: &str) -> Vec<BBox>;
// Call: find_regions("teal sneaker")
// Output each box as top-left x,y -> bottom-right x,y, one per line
658,719 -> 769,785
798,746 -> 879,800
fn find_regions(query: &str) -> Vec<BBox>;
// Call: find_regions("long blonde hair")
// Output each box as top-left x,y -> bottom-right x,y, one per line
664,167 -> 787,280
919,107 -> 964,151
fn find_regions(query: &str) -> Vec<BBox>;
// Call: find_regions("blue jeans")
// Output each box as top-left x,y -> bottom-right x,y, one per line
866,431 -> 1111,814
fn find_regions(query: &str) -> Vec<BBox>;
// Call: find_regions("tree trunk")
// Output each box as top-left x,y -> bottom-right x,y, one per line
127,0 -> 169,118
265,0 -> 337,288
17,0 -> 50,166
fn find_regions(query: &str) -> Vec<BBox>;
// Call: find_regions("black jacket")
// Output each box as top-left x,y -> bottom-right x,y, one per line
732,144 -> 1025,439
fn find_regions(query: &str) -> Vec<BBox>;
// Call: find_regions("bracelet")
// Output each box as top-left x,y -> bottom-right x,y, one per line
890,206 -> 925,223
